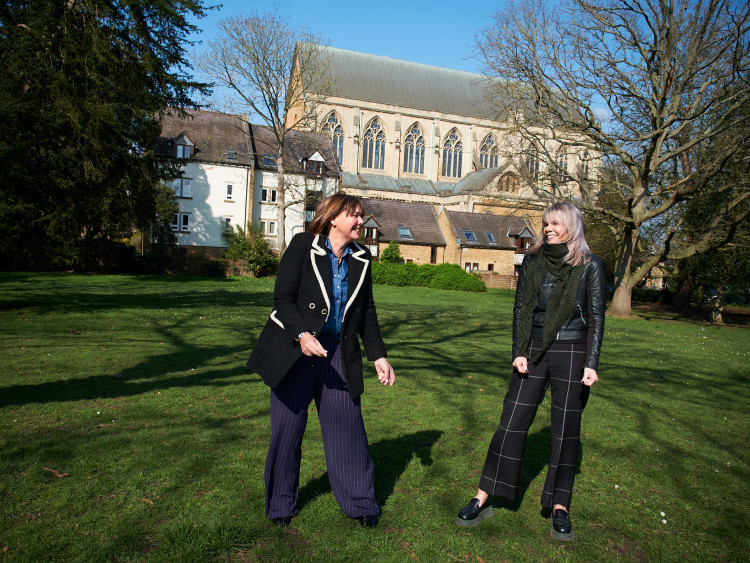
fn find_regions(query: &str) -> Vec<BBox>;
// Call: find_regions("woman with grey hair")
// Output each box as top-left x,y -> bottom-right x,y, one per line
456,202 -> 606,541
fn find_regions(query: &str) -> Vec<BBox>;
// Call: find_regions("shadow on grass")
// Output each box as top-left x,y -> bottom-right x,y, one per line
296,430 -> 443,512
0,342 -> 263,408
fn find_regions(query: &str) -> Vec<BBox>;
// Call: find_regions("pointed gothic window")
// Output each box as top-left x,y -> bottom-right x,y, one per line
362,118 -> 386,170
525,150 -> 539,180
402,124 -> 425,174
442,129 -> 463,178
479,134 -> 499,168
322,112 -> 344,164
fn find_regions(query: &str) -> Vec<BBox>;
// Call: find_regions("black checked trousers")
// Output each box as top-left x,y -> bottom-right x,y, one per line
479,338 -> 590,509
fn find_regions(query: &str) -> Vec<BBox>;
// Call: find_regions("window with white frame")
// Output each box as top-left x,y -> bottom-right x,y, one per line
171,213 -> 191,232
261,187 -> 277,203
362,118 -> 386,170
258,220 -> 277,235
442,129 -> 463,178
322,112 -> 345,164
402,124 -> 425,174
172,178 -> 192,198
223,217 -> 232,230
226,184 -> 233,200
479,134 -> 499,168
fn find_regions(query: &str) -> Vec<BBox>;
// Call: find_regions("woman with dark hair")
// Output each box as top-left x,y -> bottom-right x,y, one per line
248,193 -> 395,528
455,202 -> 606,541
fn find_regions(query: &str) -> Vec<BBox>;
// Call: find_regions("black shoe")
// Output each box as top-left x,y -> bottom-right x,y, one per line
550,508 -> 574,541
357,514 -> 379,528
270,516 -> 293,527
455,498 -> 493,527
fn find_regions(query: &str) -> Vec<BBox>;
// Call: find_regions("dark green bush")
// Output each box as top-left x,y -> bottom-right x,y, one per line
371,262 -> 486,292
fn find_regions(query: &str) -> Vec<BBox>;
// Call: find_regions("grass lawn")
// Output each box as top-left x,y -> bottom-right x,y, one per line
1,272 -> 748,562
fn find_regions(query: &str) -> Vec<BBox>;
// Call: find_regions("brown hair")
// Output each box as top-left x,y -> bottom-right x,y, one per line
308,193 -> 366,235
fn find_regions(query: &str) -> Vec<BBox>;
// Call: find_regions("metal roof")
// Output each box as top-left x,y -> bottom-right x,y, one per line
302,44 -> 502,120
341,169 -> 502,196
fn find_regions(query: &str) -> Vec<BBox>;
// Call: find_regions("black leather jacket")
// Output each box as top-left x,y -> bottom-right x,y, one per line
512,252 -> 606,370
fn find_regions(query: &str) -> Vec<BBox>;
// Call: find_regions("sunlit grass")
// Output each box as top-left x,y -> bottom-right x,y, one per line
1,272 -> 748,561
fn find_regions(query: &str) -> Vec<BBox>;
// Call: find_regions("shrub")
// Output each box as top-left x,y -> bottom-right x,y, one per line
223,222 -> 278,277
427,263 -> 486,292
380,241 -> 402,264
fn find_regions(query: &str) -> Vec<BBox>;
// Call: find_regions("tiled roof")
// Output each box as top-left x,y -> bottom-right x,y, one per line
446,211 -> 536,248
249,124 -> 341,176
361,199 -> 445,246
158,109 -> 253,166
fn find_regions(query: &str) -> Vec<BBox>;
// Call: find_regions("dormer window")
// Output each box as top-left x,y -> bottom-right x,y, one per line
463,229 -> 477,242
174,133 -> 194,159
176,144 -> 191,158
307,160 -> 323,178
304,150 -> 326,179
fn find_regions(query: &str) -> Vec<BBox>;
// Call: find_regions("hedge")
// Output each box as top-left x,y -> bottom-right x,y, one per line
371,262 -> 486,292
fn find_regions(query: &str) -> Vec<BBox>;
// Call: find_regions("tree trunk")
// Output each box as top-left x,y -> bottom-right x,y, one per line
711,285 -> 725,325
610,282 -> 635,317
276,145 -> 286,256
609,227 -> 637,317
673,258 -> 696,309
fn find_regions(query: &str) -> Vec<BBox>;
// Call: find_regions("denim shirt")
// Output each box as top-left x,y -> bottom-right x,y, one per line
321,238 -> 352,338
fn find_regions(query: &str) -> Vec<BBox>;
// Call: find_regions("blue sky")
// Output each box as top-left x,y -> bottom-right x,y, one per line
189,0 -> 505,74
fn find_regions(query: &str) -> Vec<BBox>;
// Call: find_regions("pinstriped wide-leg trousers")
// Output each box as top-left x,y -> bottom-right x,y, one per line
479,338 -> 590,509
264,334 -> 379,520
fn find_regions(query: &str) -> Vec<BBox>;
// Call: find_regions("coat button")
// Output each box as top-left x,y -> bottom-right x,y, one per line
321,308 -> 328,315
309,303 -> 315,309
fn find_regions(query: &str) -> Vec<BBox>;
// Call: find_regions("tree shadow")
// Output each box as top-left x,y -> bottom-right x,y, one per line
296,430 -> 442,512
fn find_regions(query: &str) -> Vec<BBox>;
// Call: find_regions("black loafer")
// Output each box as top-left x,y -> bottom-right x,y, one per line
357,514 -> 379,528
550,508 -> 574,541
455,498 -> 493,527
270,516 -> 293,527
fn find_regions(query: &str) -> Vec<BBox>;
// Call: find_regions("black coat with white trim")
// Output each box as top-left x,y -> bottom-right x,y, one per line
247,232 -> 387,399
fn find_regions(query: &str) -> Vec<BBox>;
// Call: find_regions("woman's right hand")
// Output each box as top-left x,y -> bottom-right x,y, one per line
512,356 -> 529,374
299,333 -> 328,357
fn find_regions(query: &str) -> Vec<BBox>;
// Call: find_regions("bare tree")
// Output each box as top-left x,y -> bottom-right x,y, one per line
195,10 -> 332,253
476,0 -> 750,317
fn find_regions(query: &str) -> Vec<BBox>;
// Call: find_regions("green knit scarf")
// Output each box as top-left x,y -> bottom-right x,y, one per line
516,243 -> 586,362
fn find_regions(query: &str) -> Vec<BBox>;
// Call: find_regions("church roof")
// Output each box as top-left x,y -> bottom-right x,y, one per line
300,44 -> 502,121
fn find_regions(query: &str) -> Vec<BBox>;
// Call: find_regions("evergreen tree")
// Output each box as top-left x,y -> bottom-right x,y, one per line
0,0 -> 210,269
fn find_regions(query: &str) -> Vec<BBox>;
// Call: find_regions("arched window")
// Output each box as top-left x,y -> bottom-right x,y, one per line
479,134 -> 499,168
556,150 -> 568,185
321,112 -> 344,164
501,174 -> 519,193
442,129 -> 463,178
402,123 -> 425,174
362,118 -> 386,170
525,150 -> 539,180
580,151 -> 590,178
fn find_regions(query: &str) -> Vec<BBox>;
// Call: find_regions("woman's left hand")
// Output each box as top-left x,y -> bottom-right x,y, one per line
582,367 -> 598,386
374,358 -> 395,386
